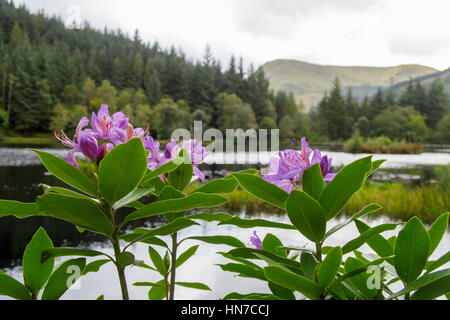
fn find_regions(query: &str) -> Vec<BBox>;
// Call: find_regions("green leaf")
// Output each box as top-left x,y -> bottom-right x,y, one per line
113,187 -> 154,210
168,149 -> 193,191
218,263 -> 266,281
187,212 -> 234,223
264,266 -> 322,299
148,280 -> 166,300
176,245 -> 199,268
231,173 -> 288,209
118,251 -> 135,267
394,217 -> 430,283
32,150 -> 98,197
427,212 -> 449,257
140,158 -> 181,185
426,252 -> 450,273
227,248 -> 303,272
0,271 -> 31,300
354,220 -> 394,264
302,163 -> 325,200
142,176 -> 166,195
37,193 -> 114,236
285,190 -> 326,242
366,159 -> 386,177
96,294 -> 104,300
319,156 -> 373,221
343,257 -> 378,299
98,138 -> 147,204
41,258 -> 86,300
22,227 -> 54,293
82,259 -> 110,275
124,192 -> 228,223
223,292 -> 279,300
184,236 -> 245,248
176,282 -> 211,291
268,282 -> 296,300
387,268 -> 450,300
411,274 -> 450,300
158,185 -> 185,223
192,177 -> 238,194
300,252 -> 318,280
262,233 -> 286,257
41,185 -> 95,200
122,218 -> 199,245
342,222 -> 399,254
41,248 -> 107,262
218,216 -> 295,230
148,246 -> 166,276
0,200 -> 40,219
325,204 -> 382,239
318,246 -> 342,289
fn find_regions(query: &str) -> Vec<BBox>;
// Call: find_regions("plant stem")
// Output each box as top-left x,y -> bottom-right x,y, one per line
111,233 -> 130,300
315,242 -> 322,262
169,232 -> 178,300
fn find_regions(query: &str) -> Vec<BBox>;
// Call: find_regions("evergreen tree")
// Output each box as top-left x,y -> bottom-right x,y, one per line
427,78 -> 447,128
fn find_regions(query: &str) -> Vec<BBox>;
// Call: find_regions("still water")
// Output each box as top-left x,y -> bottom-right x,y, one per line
0,146 -> 449,299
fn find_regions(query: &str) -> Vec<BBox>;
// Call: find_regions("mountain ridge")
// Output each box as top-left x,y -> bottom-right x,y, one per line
262,59 -> 441,109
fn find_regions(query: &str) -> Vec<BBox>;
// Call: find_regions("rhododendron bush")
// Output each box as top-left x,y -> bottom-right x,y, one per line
0,105 -> 448,300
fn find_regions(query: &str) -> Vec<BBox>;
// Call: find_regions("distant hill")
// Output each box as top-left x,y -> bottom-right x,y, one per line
262,59 -> 440,109
390,68 -> 450,98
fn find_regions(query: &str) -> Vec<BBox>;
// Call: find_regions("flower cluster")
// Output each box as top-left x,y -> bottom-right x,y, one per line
263,137 -> 336,193
55,104 -> 208,180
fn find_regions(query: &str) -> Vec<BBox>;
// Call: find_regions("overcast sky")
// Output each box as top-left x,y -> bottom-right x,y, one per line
14,0 -> 450,71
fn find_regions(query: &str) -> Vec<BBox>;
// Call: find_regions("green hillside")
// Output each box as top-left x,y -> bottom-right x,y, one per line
262,59 -> 440,109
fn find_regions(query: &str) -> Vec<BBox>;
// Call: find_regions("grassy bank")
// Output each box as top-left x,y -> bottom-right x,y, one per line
191,181 -> 449,224
344,134 -> 422,154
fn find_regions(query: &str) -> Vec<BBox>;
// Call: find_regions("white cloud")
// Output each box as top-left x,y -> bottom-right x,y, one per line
14,0 -> 450,70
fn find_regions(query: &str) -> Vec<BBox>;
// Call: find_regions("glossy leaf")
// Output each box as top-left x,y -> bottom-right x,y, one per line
158,185 -> 185,223
285,190 -> 326,242
33,150 -> 98,197
148,246 -> 166,276
231,173 -> 288,209
218,216 -> 295,230
176,282 -> 211,291
387,268 -> 450,300
0,200 -> 40,219
342,222 -> 398,254
427,212 -> 449,257
343,257 -> 378,299
168,149 -> 193,191
187,212 -> 234,223
318,246 -> 342,289
82,259 -> 110,275
113,187 -> 154,210
98,138 -> 147,204
42,248 -> 107,262
22,227 -> 54,292
426,252 -> 450,273
37,193 -> 114,235
300,252 -> 318,280
354,220 -> 394,264
411,274 -> 450,300
0,271 -> 31,300
394,217 -> 430,283
262,233 -> 286,257
148,280 -> 166,300
124,192 -> 228,223
264,266 -> 322,300
192,177 -> 238,194
319,156 -> 372,221
140,158 -> 181,185
218,263 -> 265,281
184,236 -> 245,248
41,258 -> 86,300
302,163 -> 325,200
176,245 -> 199,268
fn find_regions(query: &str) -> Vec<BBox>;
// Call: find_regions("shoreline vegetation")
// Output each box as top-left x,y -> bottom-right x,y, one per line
343,133 -> 423,154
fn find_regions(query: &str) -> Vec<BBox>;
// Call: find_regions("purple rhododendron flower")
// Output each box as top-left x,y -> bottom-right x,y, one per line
263,137 -> 336,192
143,136 -> 166,171
163,139 -> 209,181
250,231 -> 262,250
55,116 -> 90,168
311,149 -> 337,182
91,104 -> 129,145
